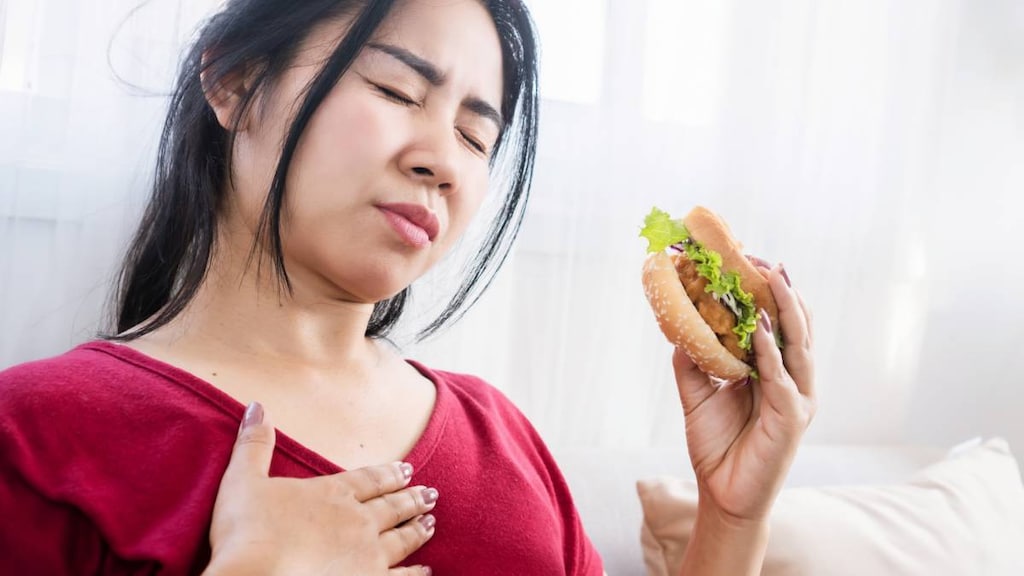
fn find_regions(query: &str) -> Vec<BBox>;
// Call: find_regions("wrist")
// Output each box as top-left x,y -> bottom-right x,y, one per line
695,499 -> 770,541
680,497 -> 771,576
203,543 -> 280,576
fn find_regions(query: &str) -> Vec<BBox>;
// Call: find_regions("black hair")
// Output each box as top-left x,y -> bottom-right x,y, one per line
110,0 -> 538,341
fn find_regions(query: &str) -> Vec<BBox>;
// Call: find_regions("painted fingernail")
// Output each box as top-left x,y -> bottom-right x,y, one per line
419,514 -> 436,531
242,402 -> 264,430
422,487 -> 439,506
746,254 -> 772,269
780,263 -> 792,287
399,462 -> 414,479
759,308 -> 771,333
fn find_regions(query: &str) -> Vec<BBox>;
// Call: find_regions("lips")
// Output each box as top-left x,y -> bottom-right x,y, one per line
376,202 -> 440,245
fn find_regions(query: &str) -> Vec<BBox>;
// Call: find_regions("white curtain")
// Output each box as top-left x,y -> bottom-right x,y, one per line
3,0 -> 1023,454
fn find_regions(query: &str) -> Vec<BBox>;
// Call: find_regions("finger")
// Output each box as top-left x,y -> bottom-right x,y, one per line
382,514 -> 436,567
769,265 -> 815,400
796,289 -> 814,346
745,254 -> 773,269
342,462 -> 414,502
388,566 -> 433,576
769,265 -> 808,348
223,402 -> 276,481
746,254 -> 772,281
672,347 -> 717,415
752,310 -> 802,416
367,486 -> 439,530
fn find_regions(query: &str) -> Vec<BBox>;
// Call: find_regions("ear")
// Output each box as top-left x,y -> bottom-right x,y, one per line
200,52 -> 252,132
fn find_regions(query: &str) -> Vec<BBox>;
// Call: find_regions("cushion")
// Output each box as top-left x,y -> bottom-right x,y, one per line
637,438 -> 1024,576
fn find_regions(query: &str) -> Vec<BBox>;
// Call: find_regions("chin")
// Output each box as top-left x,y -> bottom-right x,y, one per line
327,265 -> 420,304
291,244 -> 433,304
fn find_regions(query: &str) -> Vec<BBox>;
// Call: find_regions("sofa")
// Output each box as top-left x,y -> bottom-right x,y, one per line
552,442 -> 994,576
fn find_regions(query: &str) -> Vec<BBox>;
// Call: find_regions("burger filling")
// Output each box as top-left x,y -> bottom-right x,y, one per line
673,254 -> 748,360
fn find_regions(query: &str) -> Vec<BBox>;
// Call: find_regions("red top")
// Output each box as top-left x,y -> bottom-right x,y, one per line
0,341 -> 602,575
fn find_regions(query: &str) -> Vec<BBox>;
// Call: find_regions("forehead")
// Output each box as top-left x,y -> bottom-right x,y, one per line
369,0 -> 505,102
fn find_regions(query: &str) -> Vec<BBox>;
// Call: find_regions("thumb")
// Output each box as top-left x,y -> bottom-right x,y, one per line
224,401 -> 276,480
672,347 -> 715,415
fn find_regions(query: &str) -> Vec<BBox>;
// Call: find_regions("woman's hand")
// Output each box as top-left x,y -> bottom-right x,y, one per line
203,403 -> 437,576
674,262 -> 816,522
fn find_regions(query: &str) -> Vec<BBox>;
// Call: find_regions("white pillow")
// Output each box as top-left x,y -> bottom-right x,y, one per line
637,438 -> 1024,576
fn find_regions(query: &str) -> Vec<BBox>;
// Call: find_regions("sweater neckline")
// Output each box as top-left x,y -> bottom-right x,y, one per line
79,340 -> 451,475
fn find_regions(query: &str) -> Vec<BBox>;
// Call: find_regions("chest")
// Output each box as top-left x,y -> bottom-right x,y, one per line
216,364 -> 437,470
126,340 -> 437,470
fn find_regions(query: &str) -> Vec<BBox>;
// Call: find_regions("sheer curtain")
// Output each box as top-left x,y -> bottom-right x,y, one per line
0,0 -> 217,356
3,0 -> 1023,454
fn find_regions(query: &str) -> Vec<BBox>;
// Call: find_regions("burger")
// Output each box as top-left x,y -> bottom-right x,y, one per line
640,206 -> 781,381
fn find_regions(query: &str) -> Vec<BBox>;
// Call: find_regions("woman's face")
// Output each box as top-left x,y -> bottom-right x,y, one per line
226,0 -> 504,304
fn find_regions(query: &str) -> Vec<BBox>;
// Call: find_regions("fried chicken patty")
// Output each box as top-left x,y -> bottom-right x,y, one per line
672,253 -> 747,360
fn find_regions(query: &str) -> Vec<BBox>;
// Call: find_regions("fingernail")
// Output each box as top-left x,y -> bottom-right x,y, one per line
779,263 -> 792,287
242,402 -> 264,430
423,567 -> 433,576
759,308 -> 771,333
422,487 -> 439,506
746,254 -> 772,269
419,514 -> 436,531
399,462 -> 414,480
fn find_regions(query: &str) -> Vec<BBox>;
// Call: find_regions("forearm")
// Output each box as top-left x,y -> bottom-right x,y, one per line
678,500 -> 770,576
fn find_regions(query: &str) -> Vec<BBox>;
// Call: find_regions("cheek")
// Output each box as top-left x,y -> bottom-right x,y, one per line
282,89 -> 404,231
301,88 -> 399,172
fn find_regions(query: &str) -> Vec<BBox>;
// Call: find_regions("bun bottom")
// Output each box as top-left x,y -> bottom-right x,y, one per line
642,252 -> 752,381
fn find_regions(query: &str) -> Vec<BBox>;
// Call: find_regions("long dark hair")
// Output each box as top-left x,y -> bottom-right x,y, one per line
109,0 -> 538,342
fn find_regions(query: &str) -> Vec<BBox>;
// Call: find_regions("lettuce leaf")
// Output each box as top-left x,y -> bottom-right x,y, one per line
639,207 -> 690,253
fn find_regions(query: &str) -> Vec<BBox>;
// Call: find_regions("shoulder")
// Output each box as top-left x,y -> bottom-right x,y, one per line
1,342 -> 119,408
0,342 -> 144,443
408,360 -> 553,464
411,361 -> 532,426
0,341 -> 165,416
0,340 -> 232,467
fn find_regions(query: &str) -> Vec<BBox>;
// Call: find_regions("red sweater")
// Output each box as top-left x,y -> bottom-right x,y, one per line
0,342 -> 602,575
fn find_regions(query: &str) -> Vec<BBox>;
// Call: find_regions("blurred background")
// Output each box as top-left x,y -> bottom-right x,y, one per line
1,0 -> 1022,455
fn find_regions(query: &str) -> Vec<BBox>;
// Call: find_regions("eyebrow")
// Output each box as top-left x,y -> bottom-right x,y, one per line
367,42 -> 504,130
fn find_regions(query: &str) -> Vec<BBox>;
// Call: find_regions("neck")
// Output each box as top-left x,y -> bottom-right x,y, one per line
142,223 -> 383,373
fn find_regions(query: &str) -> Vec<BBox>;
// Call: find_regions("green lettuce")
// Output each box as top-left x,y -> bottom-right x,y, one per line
639,207 -> 690,253
639,206 -> 760,352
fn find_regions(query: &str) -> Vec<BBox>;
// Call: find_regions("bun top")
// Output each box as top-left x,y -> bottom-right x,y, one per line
684,206 -> 780,333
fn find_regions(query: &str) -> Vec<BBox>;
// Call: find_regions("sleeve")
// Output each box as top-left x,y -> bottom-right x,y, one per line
0,465 -> 107,573
492,391 -> 605,576
0,361 -> 155,574
0,367 -> 106,573
541,440 -> 605,576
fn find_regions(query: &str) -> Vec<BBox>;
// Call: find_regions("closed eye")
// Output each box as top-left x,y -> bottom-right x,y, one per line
373,84 -> 418,107
459,130 -> 487,155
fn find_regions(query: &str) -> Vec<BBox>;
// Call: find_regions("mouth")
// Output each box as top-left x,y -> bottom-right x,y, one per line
376,202 -> 441,248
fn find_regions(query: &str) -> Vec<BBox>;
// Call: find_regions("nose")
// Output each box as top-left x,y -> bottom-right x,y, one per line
399,126 -> 459,195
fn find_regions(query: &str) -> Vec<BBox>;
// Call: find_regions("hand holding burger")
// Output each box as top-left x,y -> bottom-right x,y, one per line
638,206 -> 817,575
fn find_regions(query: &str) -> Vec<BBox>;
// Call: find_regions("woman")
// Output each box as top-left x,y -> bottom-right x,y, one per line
0,0 -> 815,574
